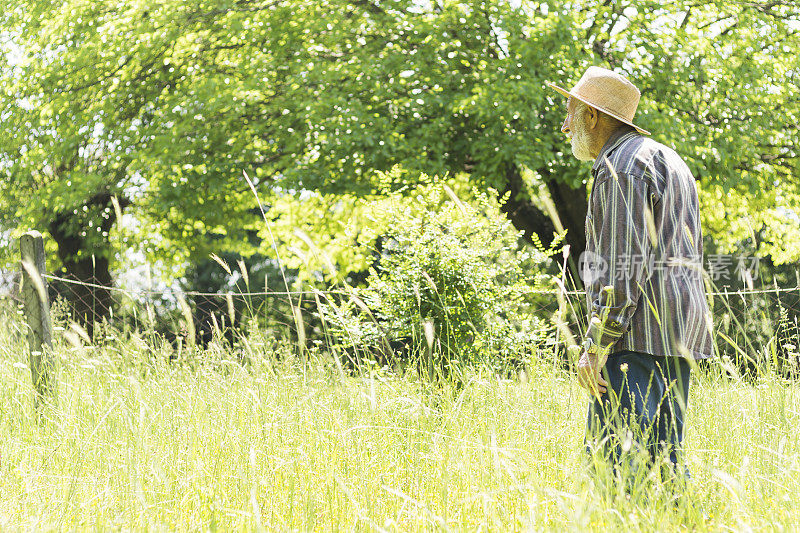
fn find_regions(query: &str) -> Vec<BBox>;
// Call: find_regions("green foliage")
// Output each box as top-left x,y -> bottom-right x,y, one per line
322,183 -> 559,374
0,0 -> 798,284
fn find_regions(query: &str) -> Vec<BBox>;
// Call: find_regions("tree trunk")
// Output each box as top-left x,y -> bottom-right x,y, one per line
498,163 -> 588,289
48,193 -> 124,338
499,163 -> 557,245
540,168 -> 588,259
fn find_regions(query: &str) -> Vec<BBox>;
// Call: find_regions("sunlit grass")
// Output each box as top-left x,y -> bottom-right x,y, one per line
1,320 -> 800,531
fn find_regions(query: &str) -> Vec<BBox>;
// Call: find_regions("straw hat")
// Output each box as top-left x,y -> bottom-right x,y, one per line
546,66 -> 650,136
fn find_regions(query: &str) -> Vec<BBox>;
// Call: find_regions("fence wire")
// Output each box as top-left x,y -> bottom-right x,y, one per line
2,269 -> 798,374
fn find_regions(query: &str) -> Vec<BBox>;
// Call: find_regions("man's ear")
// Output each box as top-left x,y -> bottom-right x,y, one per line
586,106 -> 599,130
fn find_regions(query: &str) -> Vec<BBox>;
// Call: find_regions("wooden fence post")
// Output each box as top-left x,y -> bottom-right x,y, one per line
20,230 -> 55,410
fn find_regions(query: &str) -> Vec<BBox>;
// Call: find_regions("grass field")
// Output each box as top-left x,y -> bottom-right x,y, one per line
2,320 -> 800,531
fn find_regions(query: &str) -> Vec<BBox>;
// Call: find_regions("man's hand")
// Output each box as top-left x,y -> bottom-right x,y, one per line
577,350 -> 609,398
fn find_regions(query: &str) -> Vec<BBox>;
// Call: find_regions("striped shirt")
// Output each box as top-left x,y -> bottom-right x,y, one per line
583,126 -> 714,360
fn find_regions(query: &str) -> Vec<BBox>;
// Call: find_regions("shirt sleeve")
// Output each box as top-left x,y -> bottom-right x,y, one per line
585,167 -> 657,351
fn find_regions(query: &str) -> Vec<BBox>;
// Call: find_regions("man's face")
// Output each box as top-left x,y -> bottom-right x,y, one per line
561,97 -> 594,162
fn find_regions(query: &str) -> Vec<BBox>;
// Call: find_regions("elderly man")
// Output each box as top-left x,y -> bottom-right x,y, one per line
547,67 -> 714,482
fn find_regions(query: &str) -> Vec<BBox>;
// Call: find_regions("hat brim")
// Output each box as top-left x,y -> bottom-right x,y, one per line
545,81 -> 651,136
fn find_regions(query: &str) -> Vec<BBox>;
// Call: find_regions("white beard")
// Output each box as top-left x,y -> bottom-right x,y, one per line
570,114 -> 594,162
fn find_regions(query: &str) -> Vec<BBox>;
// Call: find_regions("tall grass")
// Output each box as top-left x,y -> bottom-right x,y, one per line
2,312 -> 800,531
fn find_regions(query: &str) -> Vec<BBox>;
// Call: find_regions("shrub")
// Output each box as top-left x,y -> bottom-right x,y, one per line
320,183 -> 559,378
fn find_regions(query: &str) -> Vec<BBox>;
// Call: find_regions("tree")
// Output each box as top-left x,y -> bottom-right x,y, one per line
1,0 -> 797,333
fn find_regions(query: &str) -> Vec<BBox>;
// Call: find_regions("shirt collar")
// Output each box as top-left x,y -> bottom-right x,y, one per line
591,126 -> 639,174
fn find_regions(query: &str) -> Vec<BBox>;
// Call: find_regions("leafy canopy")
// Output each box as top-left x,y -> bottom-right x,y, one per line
0,0 -> 797,280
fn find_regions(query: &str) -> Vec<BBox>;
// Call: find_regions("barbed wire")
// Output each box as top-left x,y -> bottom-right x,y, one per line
711,285 -> 800,296
42,273 -> 347,297
10,268 -> 796,368
41,273 -> 587,298
39,273 -> 800,299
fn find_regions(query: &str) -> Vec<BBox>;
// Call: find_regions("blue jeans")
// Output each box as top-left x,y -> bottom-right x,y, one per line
585,351 -> 692,483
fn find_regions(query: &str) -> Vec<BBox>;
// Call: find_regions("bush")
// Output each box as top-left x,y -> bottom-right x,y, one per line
320,183 -> 559,378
